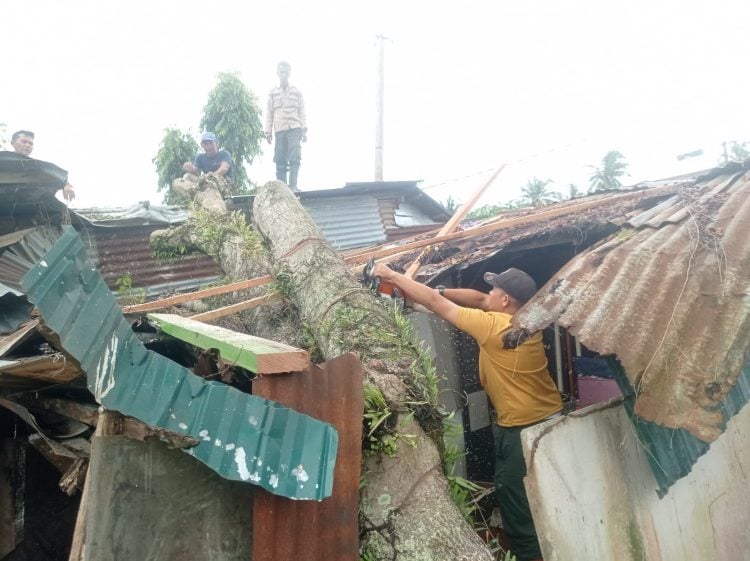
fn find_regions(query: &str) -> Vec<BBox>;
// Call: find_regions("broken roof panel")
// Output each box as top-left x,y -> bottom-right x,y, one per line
19,226 -> 338,500
514,165 -> 750,487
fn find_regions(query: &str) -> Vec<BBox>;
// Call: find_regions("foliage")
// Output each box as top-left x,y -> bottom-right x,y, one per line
442,195 -> 459,214
519,177 -> 561,207
186,207 -> 264,260
721,141 -> 750,163
115,273 -> 133,293
114,273 -> 146,305
568,183 -> 582,199
200,72 -> 264,192
588,150 -> 628,192
443,429 -> 483,524
363,384 -> 400,456
153,128 -> 199,204
467,201 -> 520,221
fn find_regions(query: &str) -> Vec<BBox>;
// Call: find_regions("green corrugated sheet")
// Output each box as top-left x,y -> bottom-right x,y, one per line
21,226 -> 337,500
609,356 -> 750,494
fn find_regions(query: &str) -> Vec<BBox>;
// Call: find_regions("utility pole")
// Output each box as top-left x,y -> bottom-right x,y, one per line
375,34 -> 387,182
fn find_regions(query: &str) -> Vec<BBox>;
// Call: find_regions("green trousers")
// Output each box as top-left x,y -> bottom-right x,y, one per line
493,423 -> 542,561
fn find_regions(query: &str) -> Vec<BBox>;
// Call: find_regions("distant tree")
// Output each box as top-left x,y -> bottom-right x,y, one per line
568,183 -> 582,199
200,72 -> 264,192
442,195 -> 458,214
467,200 -> 521,220
153,128 -> 199,204
588,150 -> 628,192
720,141 -> 750,164
520,177 -> 560,207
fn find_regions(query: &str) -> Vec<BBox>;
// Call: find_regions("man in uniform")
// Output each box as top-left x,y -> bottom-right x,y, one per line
372,263 -> 561,561
265,61 -> 307,191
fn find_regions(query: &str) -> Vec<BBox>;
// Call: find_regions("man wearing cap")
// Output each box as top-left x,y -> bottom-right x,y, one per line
182,132 -> 234,179
265,61 -> 307,191
372,263 -> 561,561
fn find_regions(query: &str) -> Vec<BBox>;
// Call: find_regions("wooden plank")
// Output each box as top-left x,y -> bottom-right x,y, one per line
68,410 -> 119,561
252,353 -> 363,561
404,165 -> 506,278
189,293 -> 279,323
125,183 -> 677,322
31,397 -> 99,427
148,313 -> 309,374
121,275 -> 273,313
349,183 -> 681,266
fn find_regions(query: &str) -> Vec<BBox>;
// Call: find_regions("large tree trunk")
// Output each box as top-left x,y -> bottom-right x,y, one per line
254,181 -> 492,561
149,175 -> 299,344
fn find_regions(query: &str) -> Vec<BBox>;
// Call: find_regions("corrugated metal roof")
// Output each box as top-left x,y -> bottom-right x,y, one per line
302,194 -> 387,250
252,354 -> 363,561
0,152 -> 68,229
19,226 -> 338,500
73,202 -> 191,226
75,223 -> 223,293
514,165 -> 750,486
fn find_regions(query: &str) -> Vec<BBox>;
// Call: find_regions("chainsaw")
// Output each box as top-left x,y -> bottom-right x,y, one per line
362,257 -> 408,307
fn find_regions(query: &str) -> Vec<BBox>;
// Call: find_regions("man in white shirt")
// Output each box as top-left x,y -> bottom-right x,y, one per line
264,62 -> 307,191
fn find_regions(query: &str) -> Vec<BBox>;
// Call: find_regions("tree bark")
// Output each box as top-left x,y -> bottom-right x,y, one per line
254,181 -> 492,561
149,174 -> 301,346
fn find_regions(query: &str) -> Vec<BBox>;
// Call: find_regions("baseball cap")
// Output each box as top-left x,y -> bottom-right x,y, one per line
483,268 -> 537,303
200,132 -> 217,142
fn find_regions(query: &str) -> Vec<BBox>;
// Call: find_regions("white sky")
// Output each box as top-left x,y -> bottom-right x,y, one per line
3,0 -> 750,209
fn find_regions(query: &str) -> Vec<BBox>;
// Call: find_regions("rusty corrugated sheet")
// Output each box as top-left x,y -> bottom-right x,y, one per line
18,226 -> 339,500
517,166 -> 750,446
76,224 -> 223,293
253,353 -> 363,561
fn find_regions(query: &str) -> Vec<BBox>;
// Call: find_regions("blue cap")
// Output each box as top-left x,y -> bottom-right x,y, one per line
200,132 -> 216,142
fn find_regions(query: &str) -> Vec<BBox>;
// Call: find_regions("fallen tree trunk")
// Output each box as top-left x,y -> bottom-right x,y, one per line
254,181 -> 492,561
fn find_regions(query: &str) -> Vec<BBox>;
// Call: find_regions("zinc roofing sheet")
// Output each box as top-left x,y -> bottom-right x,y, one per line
303,194 -> 387,250
517,166 -> 750,447
20,226 -> 338,500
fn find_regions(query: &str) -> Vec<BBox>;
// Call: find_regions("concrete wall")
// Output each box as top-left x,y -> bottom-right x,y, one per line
521,400 -> 750,561
411,312 -> 472,478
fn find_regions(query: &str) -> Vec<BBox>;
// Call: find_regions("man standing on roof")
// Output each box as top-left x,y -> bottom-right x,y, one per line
372,263 -> 561,561
265,61 -> 307,191
10,130 -> 75,202
182,132 -> 234,179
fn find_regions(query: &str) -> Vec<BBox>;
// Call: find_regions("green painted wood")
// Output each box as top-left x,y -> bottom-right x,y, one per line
148,313 -> 309,374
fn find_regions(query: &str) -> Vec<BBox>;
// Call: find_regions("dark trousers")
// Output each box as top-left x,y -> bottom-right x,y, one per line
273,128 -> 303,190
493,423 -> 543,561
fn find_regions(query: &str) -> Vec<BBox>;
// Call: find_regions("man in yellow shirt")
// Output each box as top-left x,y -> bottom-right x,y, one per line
372,264 -> 561,561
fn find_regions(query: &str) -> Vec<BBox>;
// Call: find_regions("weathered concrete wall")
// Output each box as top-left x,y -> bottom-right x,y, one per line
83,436 -> 253,561
411,312 -> 468,477
521,400 -> 750,561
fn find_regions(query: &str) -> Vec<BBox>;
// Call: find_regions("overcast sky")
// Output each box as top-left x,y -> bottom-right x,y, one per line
3,0 -> 750,209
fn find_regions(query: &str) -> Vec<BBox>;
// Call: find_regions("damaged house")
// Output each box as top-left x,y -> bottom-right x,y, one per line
1,146 -> 749,561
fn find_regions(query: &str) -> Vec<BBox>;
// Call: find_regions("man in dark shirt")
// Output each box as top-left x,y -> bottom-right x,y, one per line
9,129 -> 75,201
183,132 -> 233,179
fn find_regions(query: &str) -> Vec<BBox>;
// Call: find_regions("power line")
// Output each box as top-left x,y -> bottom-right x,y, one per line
420,138 -> 588,192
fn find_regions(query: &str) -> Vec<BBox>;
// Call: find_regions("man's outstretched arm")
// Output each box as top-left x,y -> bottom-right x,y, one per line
372,263 -> 464,325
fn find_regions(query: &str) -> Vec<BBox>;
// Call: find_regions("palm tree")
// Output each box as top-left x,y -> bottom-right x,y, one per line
520,177 -> 561,207
568,183 -> 582,199
588,150 -> 628,192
